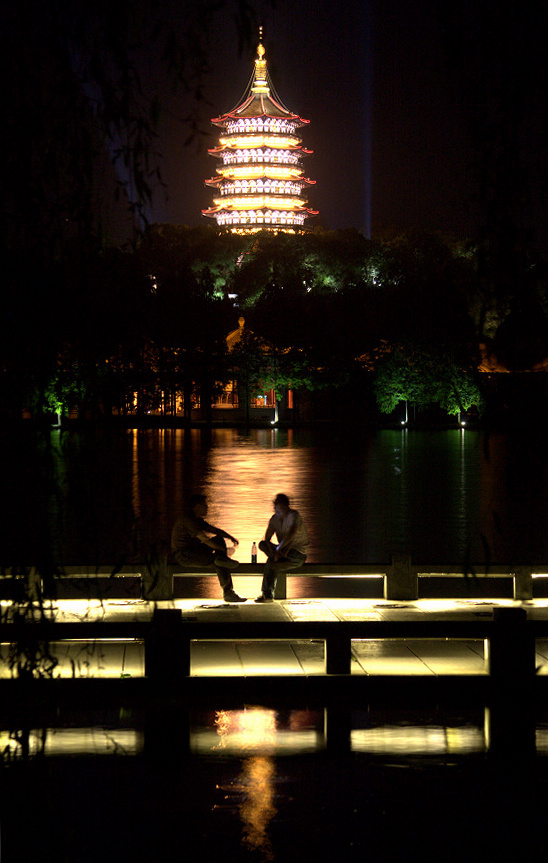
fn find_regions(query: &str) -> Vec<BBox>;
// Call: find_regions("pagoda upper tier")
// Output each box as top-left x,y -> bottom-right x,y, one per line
202,37 -> 318,233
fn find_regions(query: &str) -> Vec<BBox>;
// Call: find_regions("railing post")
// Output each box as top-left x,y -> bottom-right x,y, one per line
386,554 -> 417,600
141,557 -> 173,601
512,566 -> 533,601
145,608 -> 190,681
325,629 -> 352,674
144,611 -> 191,760
488,607 -> 536,679
324,705 -> 352,753
26,566 -> 43,602
487,607 -> 536,759
144,699 -> 191,761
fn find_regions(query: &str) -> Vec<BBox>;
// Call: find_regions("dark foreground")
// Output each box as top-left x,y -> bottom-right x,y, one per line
2,739 -> 548,862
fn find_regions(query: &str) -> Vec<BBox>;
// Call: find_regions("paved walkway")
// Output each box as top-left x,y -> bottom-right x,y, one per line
3,596 -> 548,678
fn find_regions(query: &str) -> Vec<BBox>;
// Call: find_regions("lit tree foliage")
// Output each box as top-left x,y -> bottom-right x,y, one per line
373,344 -> 482,416
230,330 -> 323,422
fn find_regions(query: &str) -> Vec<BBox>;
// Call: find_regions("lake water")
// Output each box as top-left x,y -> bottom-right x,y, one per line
10,425 -> 547,568
2,708 -> 548,861
3,425 -> 548,860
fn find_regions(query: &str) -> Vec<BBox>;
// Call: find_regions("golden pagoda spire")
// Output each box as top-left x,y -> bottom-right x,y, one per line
252,26 -> 268,95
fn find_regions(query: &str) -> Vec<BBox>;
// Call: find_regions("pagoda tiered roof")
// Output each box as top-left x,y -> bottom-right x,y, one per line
212,93 -> 307,125
202,33 -> 318,233
211,40 -> 309,128
204,172 -> 316,188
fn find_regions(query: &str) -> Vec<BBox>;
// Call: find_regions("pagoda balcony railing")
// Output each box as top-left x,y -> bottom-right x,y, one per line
226,121 -> 298,135
219,183 -> 302,196
216,212 -> 306,227
222,152 -> 300,166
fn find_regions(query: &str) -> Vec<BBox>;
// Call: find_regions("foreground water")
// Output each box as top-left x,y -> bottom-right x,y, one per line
3,426 -> 548,859
4,425 -> 548,568
2,722 -> 548,862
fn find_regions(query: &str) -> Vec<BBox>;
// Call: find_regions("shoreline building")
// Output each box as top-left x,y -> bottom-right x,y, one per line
202,32 -> 318,233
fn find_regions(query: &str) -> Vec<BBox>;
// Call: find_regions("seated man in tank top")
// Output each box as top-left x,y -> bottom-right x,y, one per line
255,493 -> 309,602
171,494 -> 246,602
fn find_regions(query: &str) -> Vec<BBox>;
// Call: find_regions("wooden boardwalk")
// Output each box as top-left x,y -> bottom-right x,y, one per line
3,597 -> 548,760
3,596 -> 548,678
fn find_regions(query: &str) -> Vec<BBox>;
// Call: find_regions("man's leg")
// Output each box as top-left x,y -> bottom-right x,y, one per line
174,545 -> 215,570
259,557 -> 277,599
175,539 -> 244,601
257,549 -> 306,601
258,540 -> 280,599
211,535 -> 246,602
259,539 -> 277,560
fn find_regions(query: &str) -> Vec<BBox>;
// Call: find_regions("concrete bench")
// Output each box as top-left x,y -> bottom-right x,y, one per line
0,560 -> 543,602
145,559 -> 540,602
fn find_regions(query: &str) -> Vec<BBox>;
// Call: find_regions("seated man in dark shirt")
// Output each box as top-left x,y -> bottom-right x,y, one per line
171,494 -> 246,602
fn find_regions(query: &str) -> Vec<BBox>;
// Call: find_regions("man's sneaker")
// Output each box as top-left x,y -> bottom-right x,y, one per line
215,555 -> 239,570
254,595 -> 274,603
223,590 -> 247,603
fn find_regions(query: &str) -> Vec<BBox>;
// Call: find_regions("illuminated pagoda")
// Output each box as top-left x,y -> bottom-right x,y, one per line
202,31 -> 318,233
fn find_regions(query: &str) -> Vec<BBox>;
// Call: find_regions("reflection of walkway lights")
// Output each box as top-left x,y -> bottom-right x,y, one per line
214,708 -> 277,751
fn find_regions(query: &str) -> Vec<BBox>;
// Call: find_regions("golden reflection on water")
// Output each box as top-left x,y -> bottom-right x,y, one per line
50,426 -> 548,567
204,429 -> 317,564
202,706 -> 489,859
214,708 -> 277,860
127,425 -> 548,570
192,708 -> 323,752
214,706 -> 277,752
239,757 -> 276,860
130,428 -> 319,570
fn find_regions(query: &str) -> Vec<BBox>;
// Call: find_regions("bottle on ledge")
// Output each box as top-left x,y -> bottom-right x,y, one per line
251,542 -> 257,564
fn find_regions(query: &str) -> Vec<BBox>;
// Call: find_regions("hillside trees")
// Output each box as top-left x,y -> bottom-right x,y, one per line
230,330 -> 326,424
373,344 -> 482,417
6,210 -> 546,422
126,226 -> 497,421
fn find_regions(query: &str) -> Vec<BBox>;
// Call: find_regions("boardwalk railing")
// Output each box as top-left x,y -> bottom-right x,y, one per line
2,558 -> 547,601
146,606 -> 544,678
0,606 -> 545,678
2,606 -> 546,756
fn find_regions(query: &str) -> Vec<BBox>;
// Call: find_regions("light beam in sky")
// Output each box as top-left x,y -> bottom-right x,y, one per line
364,0 -> 372,239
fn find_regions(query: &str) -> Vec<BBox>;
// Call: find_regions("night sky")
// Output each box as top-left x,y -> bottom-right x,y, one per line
147,0 -> 548,246
5,0 -> 545,246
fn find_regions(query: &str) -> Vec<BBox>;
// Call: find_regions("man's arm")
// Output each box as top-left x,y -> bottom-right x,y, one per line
200,520 -> 239,547
197,533 -> 227,551
264,515 -> 276,544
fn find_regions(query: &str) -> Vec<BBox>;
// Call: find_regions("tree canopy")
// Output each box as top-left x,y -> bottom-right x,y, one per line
373,344 -> 482,416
